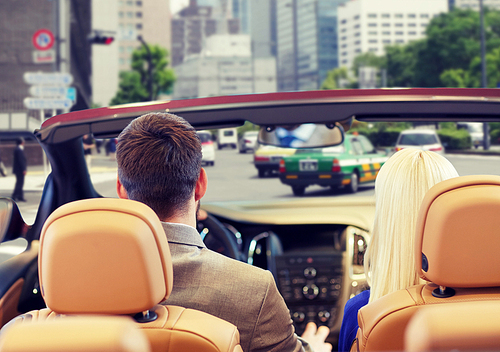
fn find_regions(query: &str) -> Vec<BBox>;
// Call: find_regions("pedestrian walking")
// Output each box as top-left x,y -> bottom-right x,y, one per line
11,137 -> 27,202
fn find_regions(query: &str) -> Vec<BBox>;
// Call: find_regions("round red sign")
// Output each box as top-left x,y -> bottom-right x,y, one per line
32,29 -> 55,51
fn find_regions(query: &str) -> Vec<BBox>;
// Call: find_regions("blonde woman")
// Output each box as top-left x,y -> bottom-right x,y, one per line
338,148 -> 459,351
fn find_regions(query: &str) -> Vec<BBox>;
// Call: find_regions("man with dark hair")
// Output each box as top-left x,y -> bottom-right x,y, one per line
116,113 -> 331,352
11,137 -> 27,202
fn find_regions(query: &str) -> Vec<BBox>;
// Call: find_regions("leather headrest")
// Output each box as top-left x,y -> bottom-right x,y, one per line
39,198 -> 173,314
415,175 -> 500,287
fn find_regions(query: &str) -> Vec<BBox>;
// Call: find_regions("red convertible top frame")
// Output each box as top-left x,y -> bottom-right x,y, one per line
38,88 -> 500,144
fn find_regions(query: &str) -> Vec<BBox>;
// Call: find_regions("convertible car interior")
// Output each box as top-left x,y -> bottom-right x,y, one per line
0,88 -> 499,349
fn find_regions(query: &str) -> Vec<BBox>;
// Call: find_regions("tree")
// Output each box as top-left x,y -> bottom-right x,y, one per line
320,67 -> 350,89
385,40 -> 424,87
110,44 -> 175,105
351,52 -> 386,77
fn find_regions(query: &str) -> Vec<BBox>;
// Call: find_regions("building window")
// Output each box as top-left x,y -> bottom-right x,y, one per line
383,39 -> 391,44
341,44 -> 347,48
126,0 -> 133,5
421,31 -> 426,35
341,19 -> 347,24
396,31 -> 404,35
395,13 -> 403,18
409,31 -> 417,35
119,58 -> 125,65
355,40 -> 361,45
421,23 -> 428,27
368,23 -> 377,27
354,24 -> 360,29
368,13 -> 377,18
395,23 -> 403,27
382,23 -> 390,27
368,31 -> 377,35
341,28 -> 346,33
382,31 -> 390,35
342,60 -> 348,64
420,13 -> 429,18
354,15 -> 360,20
136,11 -> 142,18
136,23 -> 142,29
408,14 -> 416,18
355,49 -> 361,53
382,13 -> 390,18
127,11 -> 133,18
354,32 -> 361,37
341,36 -> 347,41
368,39 -> 378,43
396,39 -> 405,43
408,23 -> 416,27
369,48 -> 378,52
342,51 -> 348,56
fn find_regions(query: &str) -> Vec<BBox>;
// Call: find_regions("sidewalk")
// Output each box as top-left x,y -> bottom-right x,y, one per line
0,155 -> 118,192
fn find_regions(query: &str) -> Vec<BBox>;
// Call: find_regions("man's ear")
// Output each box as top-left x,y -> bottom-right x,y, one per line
116,177 -> 128,199
194,168 -> 208,201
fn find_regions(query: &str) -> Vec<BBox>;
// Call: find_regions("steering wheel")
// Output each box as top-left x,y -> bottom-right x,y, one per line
198,213 -> 242,261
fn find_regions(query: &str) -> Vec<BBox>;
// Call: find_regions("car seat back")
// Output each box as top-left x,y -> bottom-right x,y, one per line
14,198 -> 243,352
355,175 -> 500,351
0,316 -> 150,352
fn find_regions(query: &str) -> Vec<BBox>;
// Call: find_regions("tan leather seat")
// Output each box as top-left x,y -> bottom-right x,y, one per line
405,301 -> 500,352
10,198 -> 243,352
0,316 -> 151,352
355,175 -> 500,351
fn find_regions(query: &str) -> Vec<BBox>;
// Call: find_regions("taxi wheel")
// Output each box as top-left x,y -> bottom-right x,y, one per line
347,171 -> 359,193
292,186 -> 306,196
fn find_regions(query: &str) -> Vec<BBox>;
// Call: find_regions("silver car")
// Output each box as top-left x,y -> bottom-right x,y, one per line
395,129 -> 445,155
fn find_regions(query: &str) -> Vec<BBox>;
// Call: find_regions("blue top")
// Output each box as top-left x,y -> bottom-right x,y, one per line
338,290 -> 370,352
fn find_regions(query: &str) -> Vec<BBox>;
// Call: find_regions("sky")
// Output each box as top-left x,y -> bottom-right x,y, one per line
170,0 -> 189,15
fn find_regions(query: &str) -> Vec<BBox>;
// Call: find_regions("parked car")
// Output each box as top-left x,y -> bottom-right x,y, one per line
253,144 -> 296,177
0,88 -> 499,348
395,129 -> 445,155
238,131 -> 259,153
279,134 -> 388,196
197,130 -> 215,166
217,128 -> 238,149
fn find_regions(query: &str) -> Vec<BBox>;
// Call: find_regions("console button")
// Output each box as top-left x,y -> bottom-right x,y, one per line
292,311 -> 305,323
304,267 -> 317,279
303,284 -> 319,299
318,310 -> 331,323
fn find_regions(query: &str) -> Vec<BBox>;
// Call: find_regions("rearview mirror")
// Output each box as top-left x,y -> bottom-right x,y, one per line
258,123 -> 345,148
0,198 -> 29,243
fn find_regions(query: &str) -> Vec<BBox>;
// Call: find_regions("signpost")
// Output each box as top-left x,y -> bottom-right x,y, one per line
32,29 -> 55,51
23,72 -> 73,86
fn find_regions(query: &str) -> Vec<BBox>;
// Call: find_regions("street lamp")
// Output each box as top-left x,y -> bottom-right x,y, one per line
137,35 -> 153,101
479,0 -> 490,149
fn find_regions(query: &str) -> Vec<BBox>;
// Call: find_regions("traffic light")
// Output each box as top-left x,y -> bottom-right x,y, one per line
88,32 -> 114,45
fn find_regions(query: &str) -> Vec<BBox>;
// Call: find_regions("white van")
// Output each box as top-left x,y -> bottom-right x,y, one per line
217,128 -> 238,150
457,122 -> 488,149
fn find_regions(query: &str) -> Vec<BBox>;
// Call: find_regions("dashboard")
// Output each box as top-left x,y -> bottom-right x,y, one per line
200,197 -> 374,339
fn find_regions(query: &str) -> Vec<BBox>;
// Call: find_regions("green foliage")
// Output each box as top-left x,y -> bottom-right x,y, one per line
320,67 -> 354,89
352,52 -> 386,77
349,122 -> 410,147
384,8 -> 500,88
110,44 -> 176,105
236,121 -> 259,138
437,128 -> 471,149
490,122 -> 500,144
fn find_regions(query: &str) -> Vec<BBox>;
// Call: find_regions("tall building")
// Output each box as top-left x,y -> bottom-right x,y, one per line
92,0 -> 171,107
337,0 -> 448,69
171,0 -> 239,67
276,0 -> 348,92
173,34 -> 276,98
0,0 -> 91,132
454,0 -> 500,9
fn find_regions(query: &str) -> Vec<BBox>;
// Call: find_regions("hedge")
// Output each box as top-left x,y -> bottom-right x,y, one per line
437,129 -> 471,150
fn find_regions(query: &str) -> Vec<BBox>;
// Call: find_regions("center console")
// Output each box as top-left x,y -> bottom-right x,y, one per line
275,252 -> 343,334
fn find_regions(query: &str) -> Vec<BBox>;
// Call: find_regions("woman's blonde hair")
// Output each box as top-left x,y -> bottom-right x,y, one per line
364,148 -> 459,303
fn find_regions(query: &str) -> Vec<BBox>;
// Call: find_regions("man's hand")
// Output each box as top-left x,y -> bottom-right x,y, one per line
301,322 -> 332,352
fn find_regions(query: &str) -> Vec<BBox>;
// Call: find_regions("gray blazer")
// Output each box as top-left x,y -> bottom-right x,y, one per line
161,222 -> 308,352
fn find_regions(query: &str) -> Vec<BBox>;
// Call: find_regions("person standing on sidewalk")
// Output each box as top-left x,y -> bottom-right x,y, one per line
11,137 -> 27,202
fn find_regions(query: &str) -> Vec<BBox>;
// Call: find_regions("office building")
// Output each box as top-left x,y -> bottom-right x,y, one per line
337,0 -> 448,69
276,0 -> 348,92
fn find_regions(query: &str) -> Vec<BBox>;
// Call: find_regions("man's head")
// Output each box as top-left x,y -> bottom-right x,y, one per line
16,137 -> 24,146
116,113 -> 203,220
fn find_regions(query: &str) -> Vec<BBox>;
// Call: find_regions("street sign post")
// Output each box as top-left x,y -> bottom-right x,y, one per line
33,50 -> 56,64
23,98 -> 74,110
23,72 -> 73,86
32,29 -> 55,51
29,85 -> 72,98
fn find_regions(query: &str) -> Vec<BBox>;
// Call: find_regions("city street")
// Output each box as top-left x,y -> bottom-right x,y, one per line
0,148 -> 498,261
